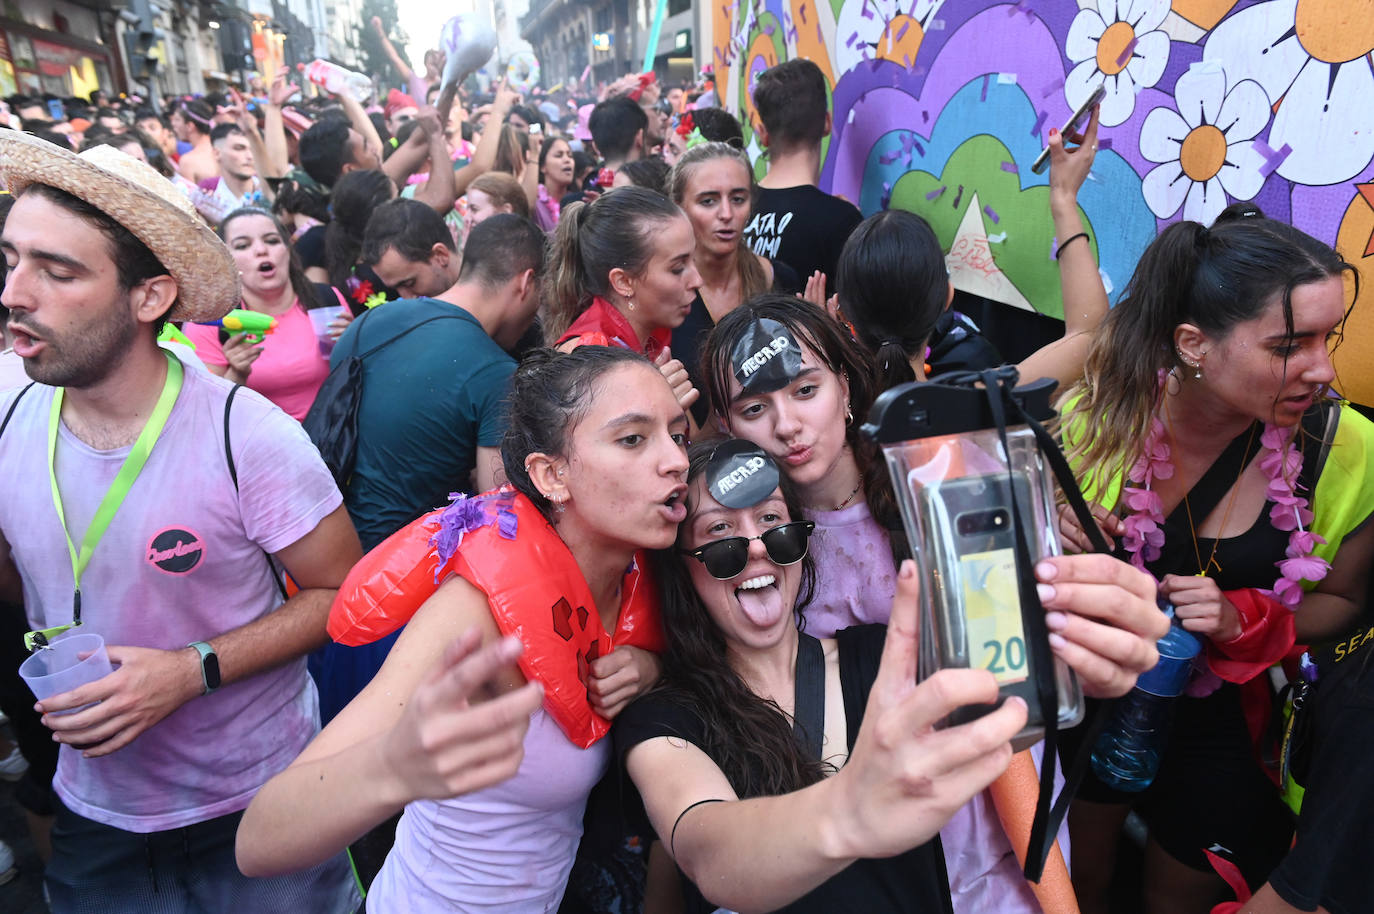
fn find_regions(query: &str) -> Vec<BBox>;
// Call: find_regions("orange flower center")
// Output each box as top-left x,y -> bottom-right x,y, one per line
1180,124 -> 1228,182
1096,21 -> 1137,76
1296,0 -> 1374,64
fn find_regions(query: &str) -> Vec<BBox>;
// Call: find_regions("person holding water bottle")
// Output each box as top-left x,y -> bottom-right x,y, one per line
1058,203 -> 1374,914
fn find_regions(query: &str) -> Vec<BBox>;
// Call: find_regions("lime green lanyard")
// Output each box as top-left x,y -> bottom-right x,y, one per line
27,353 -> 183,651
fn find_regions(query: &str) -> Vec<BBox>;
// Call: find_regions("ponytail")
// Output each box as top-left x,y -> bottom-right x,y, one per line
1063,220 -> 1204,488
543,201 -> 591,343
873,338 -> 917,390
836,211 -> 947,391
1063,208 -> 1355,490
541,188 -> 684,345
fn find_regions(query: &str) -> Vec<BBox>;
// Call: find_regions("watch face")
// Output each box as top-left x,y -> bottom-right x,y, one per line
203,651 -> 221,690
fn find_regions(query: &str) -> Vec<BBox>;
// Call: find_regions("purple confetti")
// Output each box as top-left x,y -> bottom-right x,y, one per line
816,21 -> 824,43
1000,160 -> 1018,173
846,31 -> 858,47
984,205 -> 1000,224
901,132 -> 915,151
787,23 -> 798,40
913,139 -> 925,155
981,74 -> 990,101
926,185 -> 946,201
1042,77 -> 1063,99
860,0 -> 873,18
879,149 -> 899,165
896,19 -> 911,41
1031,110 -> 1048,136
953,184 -> 964,209
1115,36 -> 1138,67
764,23 -> 775,34
922,109 -> 930,123
799,2 -> 807,22
1097,137 -> 1113,151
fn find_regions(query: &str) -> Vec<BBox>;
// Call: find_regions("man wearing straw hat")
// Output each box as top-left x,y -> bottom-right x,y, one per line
0,132 -> 362,910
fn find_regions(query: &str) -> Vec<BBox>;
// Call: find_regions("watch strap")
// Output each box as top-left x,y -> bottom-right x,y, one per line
188,640 -> 219,695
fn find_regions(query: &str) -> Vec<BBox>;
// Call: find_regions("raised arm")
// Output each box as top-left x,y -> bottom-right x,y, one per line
626,562 -> 1026,912
451,81 -> 519,197
337,91 -> 386,171
237,574 -> 541,876
1017,105 -> 1107,388
409,107 -> 459,214
260,66 -> 298,178
371,16 -> 418,87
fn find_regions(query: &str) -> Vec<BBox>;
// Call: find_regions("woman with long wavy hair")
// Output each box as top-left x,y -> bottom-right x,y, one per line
616,439 -> 1165,913
668,141 -> 800,426
1058,204 -> 1374,914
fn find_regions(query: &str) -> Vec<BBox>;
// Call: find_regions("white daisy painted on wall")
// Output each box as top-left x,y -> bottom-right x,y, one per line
1065,0 -> 1173,126
1204,0 -> 1374,185
1140,63 -> 1270,223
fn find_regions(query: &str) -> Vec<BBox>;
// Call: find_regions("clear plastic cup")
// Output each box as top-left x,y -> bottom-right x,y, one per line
19,632 -> 112,712
308,305 -> 347,358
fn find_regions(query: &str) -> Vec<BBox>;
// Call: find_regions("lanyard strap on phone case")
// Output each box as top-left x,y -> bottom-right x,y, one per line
976,367 -> 1112,883
28,352 -> 184,652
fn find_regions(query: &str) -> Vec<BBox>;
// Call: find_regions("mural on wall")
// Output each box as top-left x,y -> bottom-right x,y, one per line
711,0 -> 1374,403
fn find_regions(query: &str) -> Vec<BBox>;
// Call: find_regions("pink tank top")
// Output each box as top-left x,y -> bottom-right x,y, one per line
366,707 -> 609,913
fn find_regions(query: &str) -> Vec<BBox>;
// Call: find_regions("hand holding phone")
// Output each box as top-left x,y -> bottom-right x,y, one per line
1032,83 -> 1106,174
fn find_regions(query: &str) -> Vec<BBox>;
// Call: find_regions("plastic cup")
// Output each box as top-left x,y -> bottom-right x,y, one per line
308,305 -> 346,358
19,632 -> 112,712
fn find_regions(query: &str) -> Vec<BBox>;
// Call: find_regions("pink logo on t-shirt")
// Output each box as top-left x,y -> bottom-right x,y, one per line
146,528 -> 205,575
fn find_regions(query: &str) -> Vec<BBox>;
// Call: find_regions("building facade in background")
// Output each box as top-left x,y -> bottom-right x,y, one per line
523,0 -> 704,90
0,0 -> 352,103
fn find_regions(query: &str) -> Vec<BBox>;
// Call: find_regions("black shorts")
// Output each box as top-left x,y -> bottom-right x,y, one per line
1269,652 -> 1374,914
1065,684 -> 1293,887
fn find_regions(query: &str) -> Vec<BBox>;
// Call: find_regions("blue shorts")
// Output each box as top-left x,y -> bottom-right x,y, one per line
46,795 -> 361,914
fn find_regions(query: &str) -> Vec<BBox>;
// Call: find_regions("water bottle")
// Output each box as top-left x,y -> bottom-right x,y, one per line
1090,608 -> 1202,792
301,60 -> 373,104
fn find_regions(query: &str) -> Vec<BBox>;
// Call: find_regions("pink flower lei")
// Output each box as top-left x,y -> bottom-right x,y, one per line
1120,407 -> 1329,608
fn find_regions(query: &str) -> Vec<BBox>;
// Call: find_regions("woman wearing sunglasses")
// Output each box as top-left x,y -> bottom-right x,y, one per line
616,439 -> 1164,912
699,295 -> 1166,911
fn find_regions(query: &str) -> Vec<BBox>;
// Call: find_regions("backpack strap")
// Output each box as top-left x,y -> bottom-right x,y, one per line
357,313 -> 471,360
0,382 -> 35,441
223,383 -> 289,600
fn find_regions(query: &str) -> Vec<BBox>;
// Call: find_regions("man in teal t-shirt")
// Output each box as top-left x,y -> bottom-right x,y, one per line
315,214 -> 547,728
335,213 -> 547,551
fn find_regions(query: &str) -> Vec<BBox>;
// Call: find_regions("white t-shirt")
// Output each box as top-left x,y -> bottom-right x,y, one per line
0,356 -> 341,832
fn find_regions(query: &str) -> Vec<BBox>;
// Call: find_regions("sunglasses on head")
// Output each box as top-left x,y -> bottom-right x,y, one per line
681,521 -> 815,580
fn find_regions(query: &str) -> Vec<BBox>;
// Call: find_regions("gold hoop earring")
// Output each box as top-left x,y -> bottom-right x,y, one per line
845,402 -> 854,425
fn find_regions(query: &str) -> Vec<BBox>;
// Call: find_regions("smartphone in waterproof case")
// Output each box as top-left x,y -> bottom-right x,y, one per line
920,472 -> 1045,728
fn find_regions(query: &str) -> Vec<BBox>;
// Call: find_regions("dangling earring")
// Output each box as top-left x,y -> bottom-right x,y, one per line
627,298 -> 636,312
845,401 -> 854,425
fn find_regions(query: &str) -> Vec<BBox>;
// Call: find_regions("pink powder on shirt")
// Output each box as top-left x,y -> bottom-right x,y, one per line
183,301 -> 329,421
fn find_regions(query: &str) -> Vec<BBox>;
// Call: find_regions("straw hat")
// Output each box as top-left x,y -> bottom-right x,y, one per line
0,130 -> 240,322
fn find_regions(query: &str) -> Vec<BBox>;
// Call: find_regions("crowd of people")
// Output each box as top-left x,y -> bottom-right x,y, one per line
0,25 -> 1368,914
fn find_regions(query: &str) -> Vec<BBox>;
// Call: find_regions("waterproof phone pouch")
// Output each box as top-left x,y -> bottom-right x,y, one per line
862,371 -> 1083,742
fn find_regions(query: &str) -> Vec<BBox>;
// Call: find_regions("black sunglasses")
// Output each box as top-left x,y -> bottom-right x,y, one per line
680,521 -> 815,580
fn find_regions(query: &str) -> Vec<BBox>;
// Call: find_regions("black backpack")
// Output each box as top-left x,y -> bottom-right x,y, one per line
302,308 -> 467,488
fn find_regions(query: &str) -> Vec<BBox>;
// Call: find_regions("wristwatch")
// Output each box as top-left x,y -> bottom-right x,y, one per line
188,641 -> 221,695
